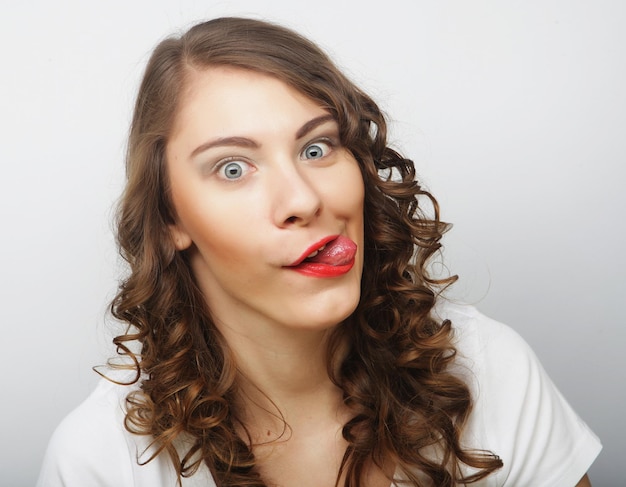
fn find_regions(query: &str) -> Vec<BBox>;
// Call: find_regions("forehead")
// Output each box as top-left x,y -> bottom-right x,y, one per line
171,66 -> 328,136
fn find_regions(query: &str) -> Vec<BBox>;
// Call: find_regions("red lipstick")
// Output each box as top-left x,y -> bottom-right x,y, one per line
287,235 -> 357,278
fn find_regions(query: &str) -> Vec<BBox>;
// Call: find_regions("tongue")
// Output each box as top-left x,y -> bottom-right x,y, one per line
307,236 -> 357,266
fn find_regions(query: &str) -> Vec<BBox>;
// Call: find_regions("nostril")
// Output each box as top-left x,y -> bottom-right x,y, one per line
278,195 -> 322,227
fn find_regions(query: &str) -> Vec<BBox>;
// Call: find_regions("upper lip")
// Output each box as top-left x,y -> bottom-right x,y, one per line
287,235 -> 339,267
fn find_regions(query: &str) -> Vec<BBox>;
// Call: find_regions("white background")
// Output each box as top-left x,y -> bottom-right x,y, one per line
1,1 -> 624,485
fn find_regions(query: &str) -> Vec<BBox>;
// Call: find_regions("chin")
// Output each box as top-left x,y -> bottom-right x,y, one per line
302,292 -> 360,331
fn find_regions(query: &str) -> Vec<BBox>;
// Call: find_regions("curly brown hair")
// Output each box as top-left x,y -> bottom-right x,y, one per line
109,16 -> 503,486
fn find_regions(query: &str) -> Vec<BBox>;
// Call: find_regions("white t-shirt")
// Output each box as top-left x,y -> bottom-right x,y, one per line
37,304 -> 601,487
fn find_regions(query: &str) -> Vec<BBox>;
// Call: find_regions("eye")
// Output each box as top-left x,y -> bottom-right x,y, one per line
301,141 -> 331,160
218,160 -> 250,180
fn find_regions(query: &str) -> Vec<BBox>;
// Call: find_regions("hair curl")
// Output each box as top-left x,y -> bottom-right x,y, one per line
110,17 -> 502,487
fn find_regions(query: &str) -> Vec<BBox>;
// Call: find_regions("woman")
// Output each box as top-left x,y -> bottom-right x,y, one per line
37,17 -> 601,487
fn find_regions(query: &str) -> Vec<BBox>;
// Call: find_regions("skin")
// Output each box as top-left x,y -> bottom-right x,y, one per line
167,66 -> 364,338
166,67 -> 379,486
164,66 -> 594,487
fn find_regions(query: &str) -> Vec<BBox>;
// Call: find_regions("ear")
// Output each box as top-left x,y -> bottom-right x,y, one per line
168,223 -> 193,251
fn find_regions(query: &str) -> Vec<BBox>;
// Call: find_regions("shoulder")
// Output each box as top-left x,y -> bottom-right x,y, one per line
37,371 -> 201,487
440,302 -> 537,383
433,301 -> 535,394
434,301 -> 602,487
37,375 -> 136,486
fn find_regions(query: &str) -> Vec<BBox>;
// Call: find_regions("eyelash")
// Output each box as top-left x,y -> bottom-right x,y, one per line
210,136 -> 339,181
300,137 -> 335,161
214,157 -> 252,181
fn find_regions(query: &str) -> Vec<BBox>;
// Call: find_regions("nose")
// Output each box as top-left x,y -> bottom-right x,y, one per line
272,162 -> 322,227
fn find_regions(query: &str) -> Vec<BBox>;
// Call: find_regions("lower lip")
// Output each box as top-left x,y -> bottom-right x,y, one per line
288,258 -> 355,278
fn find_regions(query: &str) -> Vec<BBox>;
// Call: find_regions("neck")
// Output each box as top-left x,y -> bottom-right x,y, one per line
216,319 -> 347,438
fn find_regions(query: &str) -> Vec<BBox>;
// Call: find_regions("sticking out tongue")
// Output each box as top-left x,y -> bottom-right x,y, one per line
305,236 -> 357,266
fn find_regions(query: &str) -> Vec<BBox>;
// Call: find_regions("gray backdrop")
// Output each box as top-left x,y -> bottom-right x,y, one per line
1,1 -> 623,485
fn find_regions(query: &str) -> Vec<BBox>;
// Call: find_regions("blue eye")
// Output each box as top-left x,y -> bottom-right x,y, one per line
220,161 -> 247,180
302,141 -> 330,160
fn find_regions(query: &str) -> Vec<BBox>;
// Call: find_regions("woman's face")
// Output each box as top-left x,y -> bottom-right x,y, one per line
166,67 -> 364,336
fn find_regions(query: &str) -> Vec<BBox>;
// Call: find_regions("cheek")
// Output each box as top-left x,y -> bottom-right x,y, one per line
174,185 -> 271,277
329,163 -> 365,217
170,186 -> 235,256
183,202 -> 258,259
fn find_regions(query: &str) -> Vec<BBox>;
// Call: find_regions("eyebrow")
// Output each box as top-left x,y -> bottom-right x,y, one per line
189,114 -> 336,159
190,136 -> 259,158
295,114 -> 336,139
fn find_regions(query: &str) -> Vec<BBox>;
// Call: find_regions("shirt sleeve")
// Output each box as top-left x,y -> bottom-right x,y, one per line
36,377 -> 216,487
36,379 -> 136,487
453,306 -> 602,487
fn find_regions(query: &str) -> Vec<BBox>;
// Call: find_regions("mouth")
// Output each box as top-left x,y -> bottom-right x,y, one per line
286,235 -> 357,277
